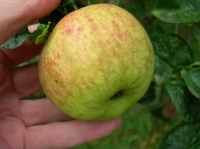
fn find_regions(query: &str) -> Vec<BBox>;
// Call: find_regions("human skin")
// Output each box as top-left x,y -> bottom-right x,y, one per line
0,0 -> 121,149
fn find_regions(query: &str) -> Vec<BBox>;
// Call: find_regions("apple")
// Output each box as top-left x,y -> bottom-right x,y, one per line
39,4 -> 154,120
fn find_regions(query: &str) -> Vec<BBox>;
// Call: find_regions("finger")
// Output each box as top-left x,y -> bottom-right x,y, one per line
20,0 -> 61,22
1,43 -> 41,65
0,0 -> 61,44
13,65 -> 40,97
0,137 -> 9,149
20,99 -> 70,126
25,118 -> 122,149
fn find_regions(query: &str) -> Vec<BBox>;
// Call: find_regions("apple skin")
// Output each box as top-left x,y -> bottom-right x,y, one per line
39,4 -> 154,120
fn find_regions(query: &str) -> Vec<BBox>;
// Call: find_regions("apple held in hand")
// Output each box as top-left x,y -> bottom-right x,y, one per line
39,4 -> 154,120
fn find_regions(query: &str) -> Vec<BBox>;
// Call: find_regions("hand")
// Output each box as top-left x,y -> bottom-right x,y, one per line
0,1 -> 121,149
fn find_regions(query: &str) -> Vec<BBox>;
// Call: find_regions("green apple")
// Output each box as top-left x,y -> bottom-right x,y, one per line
39,4 -> 154,120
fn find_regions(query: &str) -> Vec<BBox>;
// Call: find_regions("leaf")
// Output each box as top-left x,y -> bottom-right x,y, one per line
17,56 -> 39,68
57,0 -> 71,14
22,88 -> 46,100
155,56 -> 173,81
150,32 -> 193,70
152,0 -> 200,23
147,20 -> 177,35
191,24 -> 200,61
159,123 -> 200,149
153,0 -> 179,9
165,77 -> 188,116
72,108 -> 154,149
123,108 -> 153,137
78,0 -> 118,5
181,63 -> 200,99
118,0 -> 157,21
30,22 -> 52,44
118,0 -> 146,19
186,97 -> 200,122
165,70 -> 200,122
0,28 -> 30,49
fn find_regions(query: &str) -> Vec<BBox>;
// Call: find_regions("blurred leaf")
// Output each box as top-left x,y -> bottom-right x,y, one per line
160,123 -> 200,149
118,0 -> 157,21
165,69 -> 200,122
0,28 -> 29,49
173,24 -> 200,62
109,0 -> 121,5
66,0 -> 79,10
191,24 -> 200,61
17,56 -> 39,67
151,32 -> 193,70
118,0 -> 146,19
57,0 -> 71,14
154,0 -> 179,9
147,20 -> 177,35
22,89 -> 46,100
165,77 -> 188,116
181,63 -> 200,99
123,108 -> 153,137
31,22 -> 52,44
155,56 -> 173,82
73,108 -> 154,149
152,0 -> 200,23
185,96 -> 200,122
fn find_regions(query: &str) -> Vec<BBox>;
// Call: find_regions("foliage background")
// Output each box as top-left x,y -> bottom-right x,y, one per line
1,0 -> 200,148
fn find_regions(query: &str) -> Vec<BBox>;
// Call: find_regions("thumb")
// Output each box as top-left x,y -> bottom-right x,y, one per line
0,0 -> 61,44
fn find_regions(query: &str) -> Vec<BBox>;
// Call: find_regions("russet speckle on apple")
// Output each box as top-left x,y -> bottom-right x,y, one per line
39,4 -> 155,120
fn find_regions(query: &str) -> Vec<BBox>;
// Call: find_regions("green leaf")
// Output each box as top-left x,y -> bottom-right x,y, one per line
154,0 -> 179,9
152,0 -> 200,23
22,88 -> 46,100
155,56 -> 173,81
78,0 -> 120,5
160,123 -> 200,149
118,0 -> 146,19
17,56 -> 39,68
191,24 -> 200,61
57,0 -> 71,14
0,28 -> 30,49
72,108 -> 154,149
151,32 -> 193,70
165,70 -> 200,122
181,63 -> 200,99
31,22 -> 52,44
165,77 -> 188,116
123,108 -> 153,137
147,20 -> 177,35
118,0 -> 157,21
